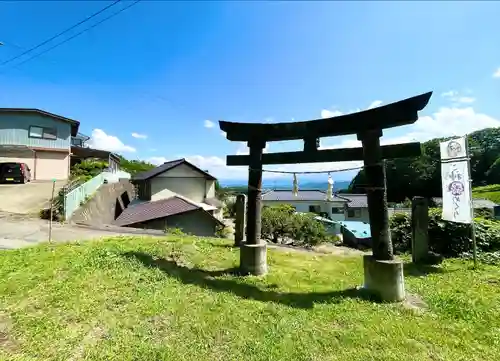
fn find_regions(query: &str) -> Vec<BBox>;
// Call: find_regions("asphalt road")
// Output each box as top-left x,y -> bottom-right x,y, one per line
0,180 -> 66,214
0,212 -> 162,250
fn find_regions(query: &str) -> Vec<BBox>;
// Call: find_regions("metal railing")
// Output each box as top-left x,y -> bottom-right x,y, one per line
63,170 -> 131,220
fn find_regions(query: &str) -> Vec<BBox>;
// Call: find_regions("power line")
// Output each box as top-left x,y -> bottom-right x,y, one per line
0,34 -> 179,112
1,0 -> 122,67
8,0 -> 141,70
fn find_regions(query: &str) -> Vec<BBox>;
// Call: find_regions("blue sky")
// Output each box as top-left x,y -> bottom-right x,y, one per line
0,1 -> 499,182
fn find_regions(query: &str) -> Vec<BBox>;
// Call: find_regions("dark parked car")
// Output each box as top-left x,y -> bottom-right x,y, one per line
0,162 -> 32,183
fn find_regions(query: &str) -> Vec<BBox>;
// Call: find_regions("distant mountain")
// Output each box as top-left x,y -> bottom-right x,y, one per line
220,170 -> 358,189
297,180 -> 351,191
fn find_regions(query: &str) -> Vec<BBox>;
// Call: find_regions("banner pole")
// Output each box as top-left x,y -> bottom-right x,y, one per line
465,135 -> 477,269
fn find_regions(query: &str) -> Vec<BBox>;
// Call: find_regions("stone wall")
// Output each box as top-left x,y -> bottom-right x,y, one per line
70,179 -> 135,226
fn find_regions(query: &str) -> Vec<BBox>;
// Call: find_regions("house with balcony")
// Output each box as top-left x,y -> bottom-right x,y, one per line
114,158 -> 223,236
70,132 -> 121,173
0,108 -> 80,180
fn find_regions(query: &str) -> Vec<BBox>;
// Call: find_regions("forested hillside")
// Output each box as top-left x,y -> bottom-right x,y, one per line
348,127 -> 500,202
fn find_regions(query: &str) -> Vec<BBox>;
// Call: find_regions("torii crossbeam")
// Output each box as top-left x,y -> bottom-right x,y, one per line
219,91 -> 432,302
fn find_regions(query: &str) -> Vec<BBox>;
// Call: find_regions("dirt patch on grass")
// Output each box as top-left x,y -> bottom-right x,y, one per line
0,313 -> 19,353
402,293 -> 428,315
68,325 -> 108,361
267,242 -> 366,257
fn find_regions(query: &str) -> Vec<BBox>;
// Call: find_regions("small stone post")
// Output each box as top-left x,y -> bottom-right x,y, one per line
234,194 -> 247,247
411,196 -> 429,264
240,139 -> 268,276
358,129 -> 405,302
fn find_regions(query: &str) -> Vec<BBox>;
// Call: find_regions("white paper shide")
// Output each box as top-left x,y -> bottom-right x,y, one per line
441,161 -> 472,224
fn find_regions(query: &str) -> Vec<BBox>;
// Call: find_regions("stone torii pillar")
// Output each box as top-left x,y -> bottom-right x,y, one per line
240,139 -> 268,276
358,129 -> 404,302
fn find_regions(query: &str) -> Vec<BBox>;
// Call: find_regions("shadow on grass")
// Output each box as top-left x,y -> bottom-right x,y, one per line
122,251 -> 377,309
404,263 -> 449,278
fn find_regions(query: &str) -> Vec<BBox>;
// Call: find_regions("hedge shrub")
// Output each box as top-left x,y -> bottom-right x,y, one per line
261,205 -> 328,246
390,208 -> 500,257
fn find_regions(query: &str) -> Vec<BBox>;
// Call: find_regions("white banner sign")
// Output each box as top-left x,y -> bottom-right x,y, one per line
440,137 -> 467,160
441,160 -> 472,224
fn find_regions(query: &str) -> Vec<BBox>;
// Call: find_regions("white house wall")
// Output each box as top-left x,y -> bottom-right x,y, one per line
345,207 -> 370,222
150,180 -> 178,201
151,163 -> 212,203
262,200 -> 346,221
205,179 -> 215,199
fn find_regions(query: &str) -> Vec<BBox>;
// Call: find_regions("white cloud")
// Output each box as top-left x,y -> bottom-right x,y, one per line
220,131 -> 227,137
367,100 -> 383,109
441,90 -> 457,97
320,109 -> 343,118
441,90 -> 475,104
204,119 -> 215,128
147,156 -> 167,166
456,96 -> 475,104
409,106 -> 499,139
131,132 -> 147,139
87,129 -> 136,153
321,100 -> 383,119
493,67 -> 500,78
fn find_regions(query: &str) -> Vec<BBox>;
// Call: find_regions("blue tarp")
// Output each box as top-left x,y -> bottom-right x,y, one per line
337,220 -> 371,239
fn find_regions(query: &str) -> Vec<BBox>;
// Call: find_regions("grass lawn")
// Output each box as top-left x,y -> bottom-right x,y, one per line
1,236 -> 500,361
473,184 -> 500,204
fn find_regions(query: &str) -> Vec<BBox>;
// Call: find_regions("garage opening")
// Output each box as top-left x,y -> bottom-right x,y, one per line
0,145 -> 36,179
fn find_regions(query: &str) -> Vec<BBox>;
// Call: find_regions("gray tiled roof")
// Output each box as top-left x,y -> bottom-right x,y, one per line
262,190 -> 340,201
339,194 -> 369,208
132,158 -> 216,181
114,196 -> 199,226
261,190 -> 368,208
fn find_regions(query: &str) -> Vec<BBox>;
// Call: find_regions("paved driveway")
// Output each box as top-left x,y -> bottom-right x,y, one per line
0,180 -> 66,214
0,212 -> 163,249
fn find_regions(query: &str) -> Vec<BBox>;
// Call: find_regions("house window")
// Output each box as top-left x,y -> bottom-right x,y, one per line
29,126 -> 57,140
308,205 -> 321,213
72,138 -> 83,146
347,209 -> 362,218
332,207 -> 343,214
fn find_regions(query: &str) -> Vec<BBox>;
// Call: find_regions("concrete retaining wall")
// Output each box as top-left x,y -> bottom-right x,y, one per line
70,180 -> 135,226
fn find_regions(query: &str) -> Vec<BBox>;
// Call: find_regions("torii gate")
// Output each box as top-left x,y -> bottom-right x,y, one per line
219,92 -> 432,302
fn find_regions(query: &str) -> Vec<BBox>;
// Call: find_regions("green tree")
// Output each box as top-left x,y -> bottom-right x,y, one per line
70,159 -> 109,182
117,155 -> 155,176
349,127 -> 500,202
486,158 -> 500,184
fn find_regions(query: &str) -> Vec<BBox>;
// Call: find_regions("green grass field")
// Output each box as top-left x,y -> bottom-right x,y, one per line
473,184 -> 500,204
1,236 -> 500,361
